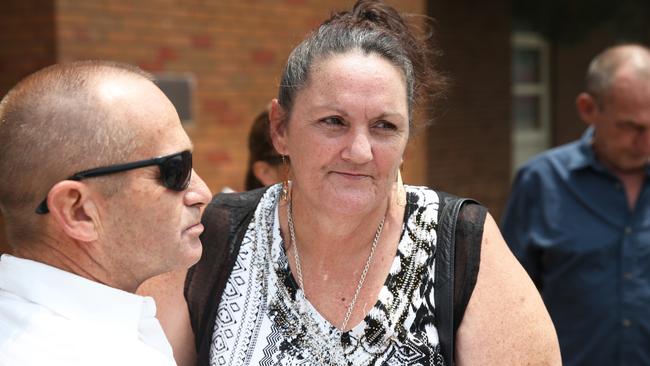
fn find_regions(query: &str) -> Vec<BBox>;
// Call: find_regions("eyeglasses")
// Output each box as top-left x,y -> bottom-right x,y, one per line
36,150 -> 192,214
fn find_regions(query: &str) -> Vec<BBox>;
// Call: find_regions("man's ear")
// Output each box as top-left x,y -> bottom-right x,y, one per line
576,92 -> 600,126
269,99 -> 289,155
47,181 -> 100,242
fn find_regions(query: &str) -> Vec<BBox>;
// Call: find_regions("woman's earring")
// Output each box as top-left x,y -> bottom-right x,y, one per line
396,169 -> 406,206
281,155 -> 290,202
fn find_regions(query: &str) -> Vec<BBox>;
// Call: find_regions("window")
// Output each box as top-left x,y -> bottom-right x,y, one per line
511,32 -> 550,172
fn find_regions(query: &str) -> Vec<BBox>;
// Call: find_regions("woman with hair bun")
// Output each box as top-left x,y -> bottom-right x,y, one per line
143,1 -> 561,365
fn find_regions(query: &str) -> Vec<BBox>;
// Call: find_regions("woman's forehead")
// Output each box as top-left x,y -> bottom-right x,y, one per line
310,51 -> 406,81
300,52 -> 407,100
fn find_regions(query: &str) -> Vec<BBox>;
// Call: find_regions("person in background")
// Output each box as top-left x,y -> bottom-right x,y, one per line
143,1 -> 561,365
245,110 -> 285,190
0,60 -> 211,365
502,44 -> 650,366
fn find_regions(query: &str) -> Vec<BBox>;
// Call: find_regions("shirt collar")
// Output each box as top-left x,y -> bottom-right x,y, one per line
568,126 -> 650,176
0,254 -> 157,335
567,127 -> 599,171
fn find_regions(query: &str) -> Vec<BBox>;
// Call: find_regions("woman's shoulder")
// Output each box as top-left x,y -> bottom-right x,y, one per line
404,184 -> 435,195
404,185 -> 483,213
209,186 -> 271,209
403,184 -> 441,208
455,213 -> 561,364
203,185 -> 281,221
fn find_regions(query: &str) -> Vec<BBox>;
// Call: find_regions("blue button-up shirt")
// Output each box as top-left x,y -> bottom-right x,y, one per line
501,128 -> 650,366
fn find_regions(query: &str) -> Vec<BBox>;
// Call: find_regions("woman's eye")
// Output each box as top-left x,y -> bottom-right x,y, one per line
374,120 -> 397,131
321,116 -> 345,126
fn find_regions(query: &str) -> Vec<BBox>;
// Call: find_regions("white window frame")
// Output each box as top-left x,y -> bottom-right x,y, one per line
511,31 -> 551,173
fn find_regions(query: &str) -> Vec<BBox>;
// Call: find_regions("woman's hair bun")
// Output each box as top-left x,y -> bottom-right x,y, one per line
351,0 -> 405,31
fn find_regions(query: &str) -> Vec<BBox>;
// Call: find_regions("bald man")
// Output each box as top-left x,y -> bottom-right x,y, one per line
0,61 -> 211,365
502,44 -> 650,365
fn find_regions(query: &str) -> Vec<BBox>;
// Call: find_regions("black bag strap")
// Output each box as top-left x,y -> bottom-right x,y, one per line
186,187 -> 268,366
435,193 -> 479,366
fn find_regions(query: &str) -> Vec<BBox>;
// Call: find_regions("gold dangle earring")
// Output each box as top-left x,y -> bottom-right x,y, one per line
281,155 -> 290,202
396,167 -> 406,206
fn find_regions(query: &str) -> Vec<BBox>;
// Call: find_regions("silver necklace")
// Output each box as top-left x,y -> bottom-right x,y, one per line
287,199 -> 386,331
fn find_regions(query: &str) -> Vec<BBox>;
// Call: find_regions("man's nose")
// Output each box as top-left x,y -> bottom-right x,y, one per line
184,169 -> 212,208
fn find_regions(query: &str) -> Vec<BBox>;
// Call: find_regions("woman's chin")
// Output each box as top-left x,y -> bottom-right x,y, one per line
321,186 -> 382,215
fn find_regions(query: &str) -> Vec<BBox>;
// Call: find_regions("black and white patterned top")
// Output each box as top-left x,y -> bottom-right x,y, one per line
210,184 -> 445,366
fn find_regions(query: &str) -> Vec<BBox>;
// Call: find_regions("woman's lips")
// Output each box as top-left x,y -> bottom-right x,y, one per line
332,171 -> 372,180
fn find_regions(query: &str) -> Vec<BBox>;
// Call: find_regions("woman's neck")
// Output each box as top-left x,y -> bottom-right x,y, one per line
279,186 -> 403,260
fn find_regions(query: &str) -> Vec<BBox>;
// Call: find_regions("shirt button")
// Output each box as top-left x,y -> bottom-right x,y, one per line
624,272 -> 633,280
624,226 -> 632,235
622,319 -> 632,327
615,182 -> 623,190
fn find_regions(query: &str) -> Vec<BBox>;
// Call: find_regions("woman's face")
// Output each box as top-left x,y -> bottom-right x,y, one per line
272,50 -> 409,216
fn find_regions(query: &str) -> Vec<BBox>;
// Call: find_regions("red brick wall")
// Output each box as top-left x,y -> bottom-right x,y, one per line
2,1 -> 646,254
54,0 -> 429,193
551,28 -> 618,146
0,0 -> 57,253
0,1 -> 56,94
427,0 -> 512,219
0,0 -> 428,250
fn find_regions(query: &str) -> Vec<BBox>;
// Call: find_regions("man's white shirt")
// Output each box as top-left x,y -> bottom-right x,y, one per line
0,254 -> 176,365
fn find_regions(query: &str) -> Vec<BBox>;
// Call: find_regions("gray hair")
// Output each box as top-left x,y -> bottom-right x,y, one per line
277,0 -> 446,129
280,26 -> 415,120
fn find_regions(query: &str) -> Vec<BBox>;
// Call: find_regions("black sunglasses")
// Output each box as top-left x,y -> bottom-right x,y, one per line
36,150 -> 192,214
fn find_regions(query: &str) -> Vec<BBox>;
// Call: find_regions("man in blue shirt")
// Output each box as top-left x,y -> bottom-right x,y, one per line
502,44 -> 650,366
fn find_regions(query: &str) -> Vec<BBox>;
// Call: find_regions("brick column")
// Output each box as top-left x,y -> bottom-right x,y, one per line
427,0 -> 512,219
0,0 -> 57,252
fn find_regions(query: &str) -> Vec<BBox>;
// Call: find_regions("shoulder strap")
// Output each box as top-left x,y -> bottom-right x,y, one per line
186,187 -> 267,366
434,192 -> 479,366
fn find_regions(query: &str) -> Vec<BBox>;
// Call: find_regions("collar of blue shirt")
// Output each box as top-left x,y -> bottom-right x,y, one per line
567,126 -> 650,176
